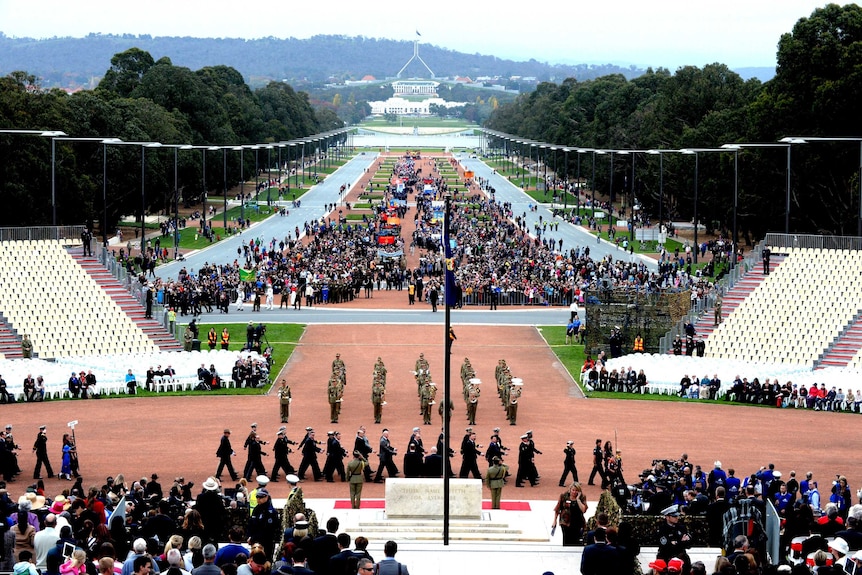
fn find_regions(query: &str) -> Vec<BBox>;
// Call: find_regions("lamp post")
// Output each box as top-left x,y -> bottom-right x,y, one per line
680,148 -> 728,264
562,147 -> 569,210
592,150 -> 604,215
722,143 -> 792,233
52,136 -> 120,226
781,136 -> 862,236
160,144 -> 194,258
291,142 -> 299,193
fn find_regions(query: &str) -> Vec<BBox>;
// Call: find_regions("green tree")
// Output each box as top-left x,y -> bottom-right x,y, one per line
98,48 -> 155,98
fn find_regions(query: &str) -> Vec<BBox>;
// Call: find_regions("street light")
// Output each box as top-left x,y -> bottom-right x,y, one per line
680,148 -> 728,263
780,136 -> 862,236
593,150 -> 605,215
52,136 -> 122,226
160,144 -> 194,258
722,142 -> 792,234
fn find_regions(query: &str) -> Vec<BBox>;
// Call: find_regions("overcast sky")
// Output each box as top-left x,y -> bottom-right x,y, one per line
0,0 -> 834,70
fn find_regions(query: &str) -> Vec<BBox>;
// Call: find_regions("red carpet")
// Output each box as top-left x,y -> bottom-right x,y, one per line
333,500 -> 531,511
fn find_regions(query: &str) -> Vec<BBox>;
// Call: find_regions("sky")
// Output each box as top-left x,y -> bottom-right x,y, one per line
0,0 -> 838,70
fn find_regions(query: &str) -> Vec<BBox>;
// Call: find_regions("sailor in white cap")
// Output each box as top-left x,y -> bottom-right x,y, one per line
270,426 -> 296,482
657,504 -> 692,567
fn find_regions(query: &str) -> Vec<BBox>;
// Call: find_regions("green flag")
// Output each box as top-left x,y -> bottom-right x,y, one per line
239,269 -> 256,282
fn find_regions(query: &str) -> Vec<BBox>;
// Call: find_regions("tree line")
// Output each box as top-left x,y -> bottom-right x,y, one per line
0,48 -> 344,231
484,3 -> 862,239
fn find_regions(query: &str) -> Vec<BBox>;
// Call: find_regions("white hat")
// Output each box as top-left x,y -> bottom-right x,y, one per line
661,504 -> 681,516
830,537 -> 849,556
773,470 -> 782,478
714,461 -> 722,468
202,478 -> 219,491
286,474 -> 300,484
256,475 -> 269,485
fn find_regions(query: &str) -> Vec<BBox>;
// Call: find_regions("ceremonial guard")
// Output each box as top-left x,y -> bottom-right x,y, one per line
277,379 -> 292,423
347,450 -> 367,509
486,456 -> 508,509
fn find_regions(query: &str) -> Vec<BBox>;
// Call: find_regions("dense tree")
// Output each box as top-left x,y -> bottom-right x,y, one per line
1,46 -> 340,230
98,47 -> 155,98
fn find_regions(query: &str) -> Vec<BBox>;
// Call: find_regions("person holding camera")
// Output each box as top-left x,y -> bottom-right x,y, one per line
347,450 -> 367,509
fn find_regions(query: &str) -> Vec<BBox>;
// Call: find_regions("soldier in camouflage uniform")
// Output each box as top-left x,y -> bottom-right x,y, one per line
371,376 -> 386,424
507,379 -> 523,425
466,381 -> 480,426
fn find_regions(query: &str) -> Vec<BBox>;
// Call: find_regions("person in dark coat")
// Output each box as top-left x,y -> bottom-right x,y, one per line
580,527 -> 620,575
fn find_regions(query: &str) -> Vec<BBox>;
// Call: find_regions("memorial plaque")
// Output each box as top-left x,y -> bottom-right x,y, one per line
386,478 -> 482,518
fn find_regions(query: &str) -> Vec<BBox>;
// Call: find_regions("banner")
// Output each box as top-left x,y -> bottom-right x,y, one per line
239,269 -> 256,282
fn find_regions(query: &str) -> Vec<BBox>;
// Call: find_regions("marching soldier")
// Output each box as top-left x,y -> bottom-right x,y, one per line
371,377 -> 386,424
323,431 -> 347,482
332,353 -> 347,385
328,374 -> 343,424
277,379 -> 292,423
559,440 -> 578,486
373,357 -> 387,387
297,429 -> 323,482
270,426 -> 296,481
415,352 -> 430,374
507,379 -> 523,425
438,395 -> 454,426
420,381 -> 436,425
466,380 -> 480,425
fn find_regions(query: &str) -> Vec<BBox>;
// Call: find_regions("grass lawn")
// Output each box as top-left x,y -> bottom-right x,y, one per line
96,323 -> 306,399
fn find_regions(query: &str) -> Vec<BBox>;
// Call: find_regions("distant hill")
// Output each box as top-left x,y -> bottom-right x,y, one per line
733,67 -> 775,82
0,33 -> 650,90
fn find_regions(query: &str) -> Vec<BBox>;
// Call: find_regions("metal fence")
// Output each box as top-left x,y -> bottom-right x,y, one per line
765,232 -> 862,251
0,225 -> 85,243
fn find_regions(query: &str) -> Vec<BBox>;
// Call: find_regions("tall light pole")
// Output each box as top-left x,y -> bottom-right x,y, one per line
160,144 -> 194,258
592,150 -> 604,214
681,148 -> 728,264
781,136 -> 862,236
52,136 -> 119,226
562,147 -> 569,210
722,143 -> 792,233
